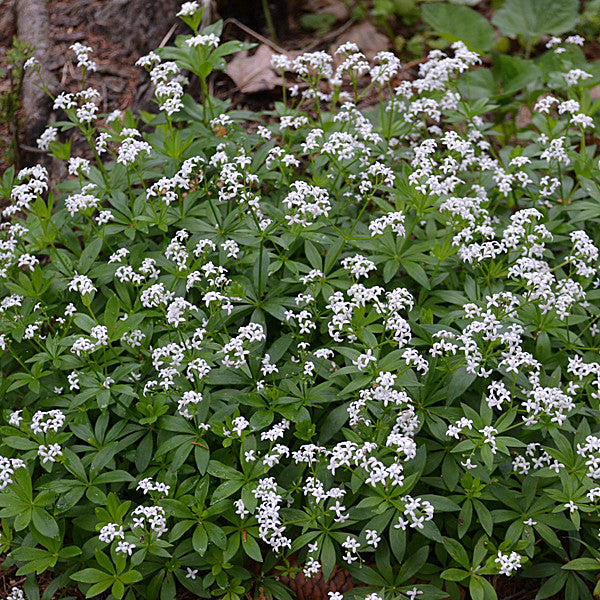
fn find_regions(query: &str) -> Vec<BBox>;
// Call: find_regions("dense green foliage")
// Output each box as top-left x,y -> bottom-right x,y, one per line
2,2 -> 600,600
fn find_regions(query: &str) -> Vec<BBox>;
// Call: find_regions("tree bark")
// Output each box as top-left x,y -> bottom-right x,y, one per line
85,0 -> 183,54
15,0 -> 58,151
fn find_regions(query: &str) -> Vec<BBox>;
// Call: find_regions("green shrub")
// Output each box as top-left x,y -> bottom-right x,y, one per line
1,4 -> 600,600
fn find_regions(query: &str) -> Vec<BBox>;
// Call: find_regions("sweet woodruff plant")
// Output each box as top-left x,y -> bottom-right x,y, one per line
1,3 -> 600,600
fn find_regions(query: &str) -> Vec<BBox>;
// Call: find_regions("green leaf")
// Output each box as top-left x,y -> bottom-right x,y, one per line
78,238 -> 104,273
397,545 -> 429,582
31,508 -> 59,539
207,460 -> 244,480
304,240 -> 322,270
95,549 -> 115,574
389,525 -> 406,562
59,546 -> 82,559
443,537 -> 470,569
421,495 -> 460,512
318,403 -> 350,443
204,521 -> 226,549
536,572 -> 568,599
112,579 -> 125,600
493,53 -> 542,95
120,570 -> 142,584
242,535 -> 262,562
320,535 -> 336,580
135,432 -> 154,472
562,558 -> 600,571
211,479 -> 244,503
3,436 -> 38,451
441,568 -> 470,582
103,293 -> 120,333
346,564 -> 387,587
94,470 -> 135,484
73,313 -> 97,333
422,3 -> 494,53
447,366 -> 477,402
13,468 -> 33,503
491,0 -> 578,42
383,259 -> 400,283
11,546 -> 54,563
458,499 -> 473,538
86,579 -> 114,598
72,568 -> 114,584
441,455 -> 460,492
193,525 -> 208,554
402,260 -> 430,289
469,575 -> 485,600
473,499 -> 493,536
325,237 -> 346,274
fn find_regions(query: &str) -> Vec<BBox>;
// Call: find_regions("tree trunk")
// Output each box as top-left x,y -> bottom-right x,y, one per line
16,0 -> 58,153
84,0 -> 183,54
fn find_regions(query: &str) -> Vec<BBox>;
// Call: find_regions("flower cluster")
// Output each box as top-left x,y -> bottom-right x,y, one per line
1,6 -> 600,600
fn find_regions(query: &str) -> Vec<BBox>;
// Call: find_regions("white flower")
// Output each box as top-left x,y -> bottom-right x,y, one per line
341,254 -> 376,278
117,137 -> 152,165
563,68 -> 592,87
0,456 -> 26,491
9,410 -> 23,427
352,350 -> 377,371
31,410 -> 65,434
177,1 -> 199,16
234,499 -> 250,518
406,588 -> 423,600
365,529 -> 381,548
37,127 -> 57,150
303,557 -> 321,578
136,477 -> 170,496
231,416 -> 249,436
69,272 -> 97,296
564,500 -> 578,513
6,587 -> 25,600
99,523 -> 125,543
68,157 -> 91,177
38,443 -> 62,464
24,57 -> 39,69
187,34 -> 220,48
115,541 -> 136,555
70,42 -> 96,71
495,551 -> 522,576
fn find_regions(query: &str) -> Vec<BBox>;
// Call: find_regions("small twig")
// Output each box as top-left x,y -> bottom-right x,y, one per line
101,81 -> 108,113
20,144 -> 46,154
0,136 -> 45,154
302,19 -> 356,52
60,61 -> 70,86
223,17 -> 287,55
52,32 -> 86,42
95,64 -> 131,78
159,23 -> 178,49
401,57 -> 428,72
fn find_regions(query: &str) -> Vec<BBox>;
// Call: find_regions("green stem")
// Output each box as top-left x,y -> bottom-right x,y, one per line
261,0 -> 278,44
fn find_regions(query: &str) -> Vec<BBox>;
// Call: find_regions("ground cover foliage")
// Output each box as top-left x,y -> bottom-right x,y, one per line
2,2 -> 600,600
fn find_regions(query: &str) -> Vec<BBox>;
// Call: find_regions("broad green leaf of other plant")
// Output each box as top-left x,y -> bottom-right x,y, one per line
491,0 -> 579,43
422,3 -> 495,53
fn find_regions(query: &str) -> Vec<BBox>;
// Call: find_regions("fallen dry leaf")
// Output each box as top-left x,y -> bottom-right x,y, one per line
300,0 -> 350,21
227,44 -> 285,94
590,84 -> 600,100
334,20 -> 389,60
